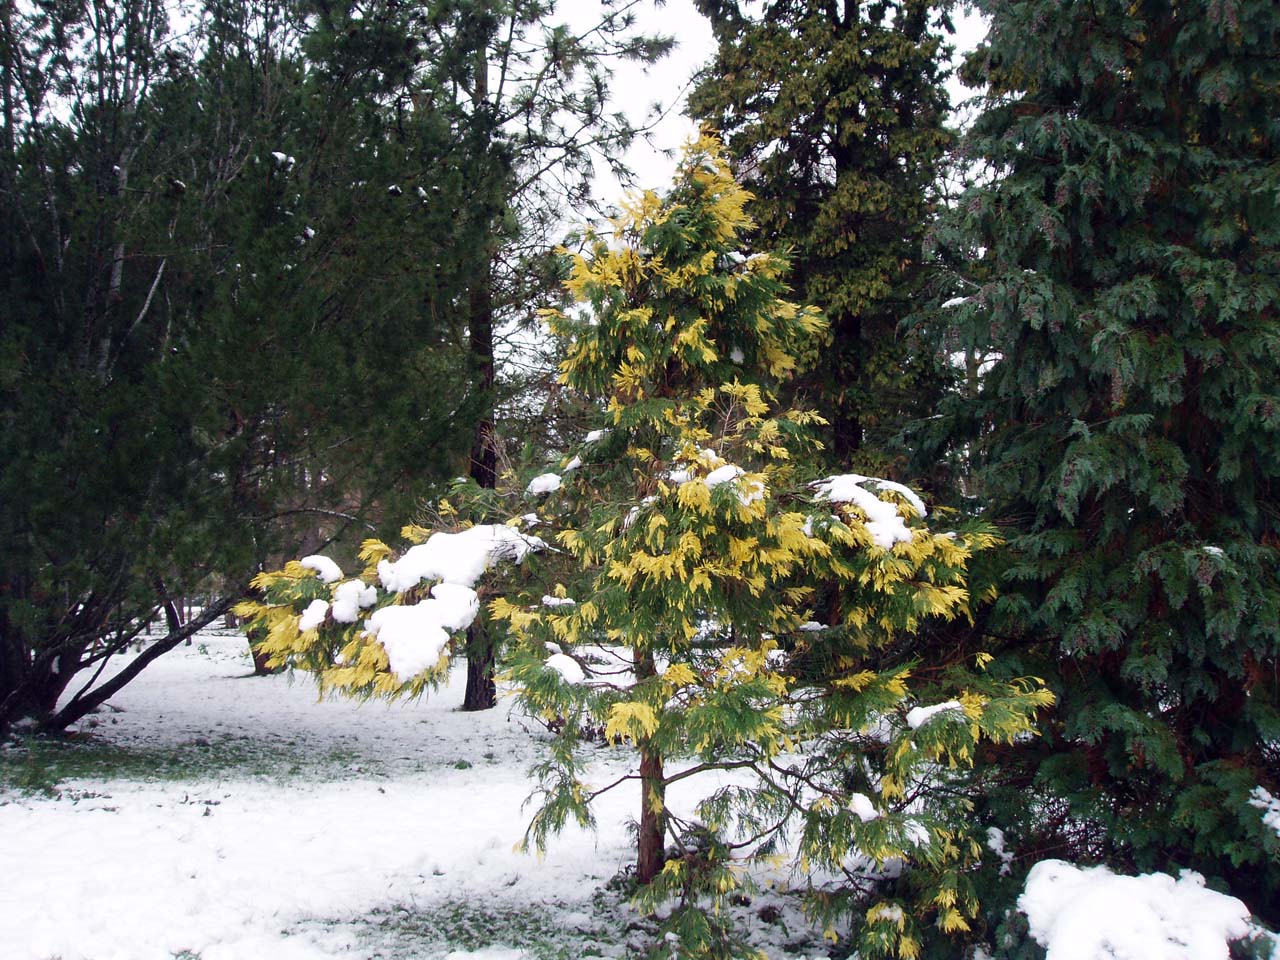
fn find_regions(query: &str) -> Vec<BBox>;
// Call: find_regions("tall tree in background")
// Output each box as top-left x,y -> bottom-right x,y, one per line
689,0 -> 954,471
391,0 -> 671,709
0,0 -> 481,734
927,0 -> 1280,922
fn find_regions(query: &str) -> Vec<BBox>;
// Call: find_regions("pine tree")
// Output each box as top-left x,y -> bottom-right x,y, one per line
0,0 -> 481,733
689,0 -> 955,470
926,0 -> 1280,923
242,139 -> 1052,958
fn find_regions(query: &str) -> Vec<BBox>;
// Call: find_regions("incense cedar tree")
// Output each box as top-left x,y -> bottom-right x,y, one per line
237,139 -> 1052,959
925,0 -> 1280,924
689,0 -> 955,470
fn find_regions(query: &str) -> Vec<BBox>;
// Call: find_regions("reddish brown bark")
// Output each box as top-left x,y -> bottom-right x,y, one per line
637,745 -> 666,884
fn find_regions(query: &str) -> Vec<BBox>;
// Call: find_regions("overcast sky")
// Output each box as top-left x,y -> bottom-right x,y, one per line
562,0 -> 988,213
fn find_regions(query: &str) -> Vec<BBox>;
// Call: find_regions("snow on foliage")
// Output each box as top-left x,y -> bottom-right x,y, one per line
300,555 -> 343,583
811,474 -> 927,549
427,582 -> 482,630
526,473 -> 562,495
985,827 -> 1014,876
377,525 -> 546,592
703,462 -> 765,505
298,599 -> 330,632
363,603 -> 451,679
906,700 -> 966,730
1018,860 -> 1252,960
364,582 -> 479,679
1250,786 -> 1280,836
545,652 -> 586,684
848,793 -> 880,822
331,579 -> 378,623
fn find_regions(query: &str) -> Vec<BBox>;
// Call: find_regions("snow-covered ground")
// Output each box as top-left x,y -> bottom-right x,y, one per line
0,633 -> 819,960
2,632 -> 1275,960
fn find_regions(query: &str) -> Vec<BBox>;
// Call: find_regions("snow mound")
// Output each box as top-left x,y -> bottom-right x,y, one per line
378,525 -> 547,592
1019,859 -> 1252,960
300,555 -> 343,583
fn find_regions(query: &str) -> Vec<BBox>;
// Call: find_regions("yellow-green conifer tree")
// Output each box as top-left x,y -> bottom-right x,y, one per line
237,138 -> 1052,959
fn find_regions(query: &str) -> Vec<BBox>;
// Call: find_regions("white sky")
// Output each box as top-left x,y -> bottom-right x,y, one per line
561,0 -> 988,212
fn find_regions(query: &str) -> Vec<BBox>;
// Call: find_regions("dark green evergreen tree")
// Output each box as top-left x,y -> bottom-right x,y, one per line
0,0 -> 481,734
689,0 -> 955,471
925,0 -> 1280,924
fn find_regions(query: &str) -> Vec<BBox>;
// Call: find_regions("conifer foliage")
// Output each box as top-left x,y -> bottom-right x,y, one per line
241,139 -> 1052,958
928,0 -> 1280,920
689,0 -> 954,468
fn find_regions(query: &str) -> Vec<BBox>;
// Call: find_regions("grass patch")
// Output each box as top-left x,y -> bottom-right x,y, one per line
354,895 -> 637,960
0,733 -> 374,795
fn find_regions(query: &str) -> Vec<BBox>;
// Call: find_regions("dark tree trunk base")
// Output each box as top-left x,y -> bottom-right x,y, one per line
462,622 -> 496,711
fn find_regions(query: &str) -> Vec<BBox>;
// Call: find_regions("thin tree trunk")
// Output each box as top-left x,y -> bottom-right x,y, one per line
462,617 -> 496,711
637,745 -> 667,884
42,593 -> 242,731
635,648 -> 666,883
462,43 -> 499,712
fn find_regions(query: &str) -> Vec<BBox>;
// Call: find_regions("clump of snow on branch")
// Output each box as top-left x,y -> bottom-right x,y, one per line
364,605 -> 451,681
545,653 -> 586,684
703,462 -> 765,505
427,583 -> 481,630
364,583 -> 479,680
300,555 -> 343,584
811,474 -> 927,549
1250,787 -> 1280,836
331,580 -> 378,623
541,595 -> 576,608
298,599 -> 330,632
526,473 -> 562,495
354,526 -> 545,678
848,793 -> 880,822
906,700 -> 966,730
986,827 -> 1014,876
377,525 -> 546,592
1018,860 -> 1252,960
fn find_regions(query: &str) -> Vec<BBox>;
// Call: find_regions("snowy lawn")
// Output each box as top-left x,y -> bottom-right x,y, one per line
3,632 -> 1276,960
0,633 -> 823,960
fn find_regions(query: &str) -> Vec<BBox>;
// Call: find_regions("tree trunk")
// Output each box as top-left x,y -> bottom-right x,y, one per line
250,643 -> 277,677
42,593 -> 241,731
462,620 -> 496,711
461,42 -> 499,712
637,744 -> 667,884
635,648 -> 666,883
